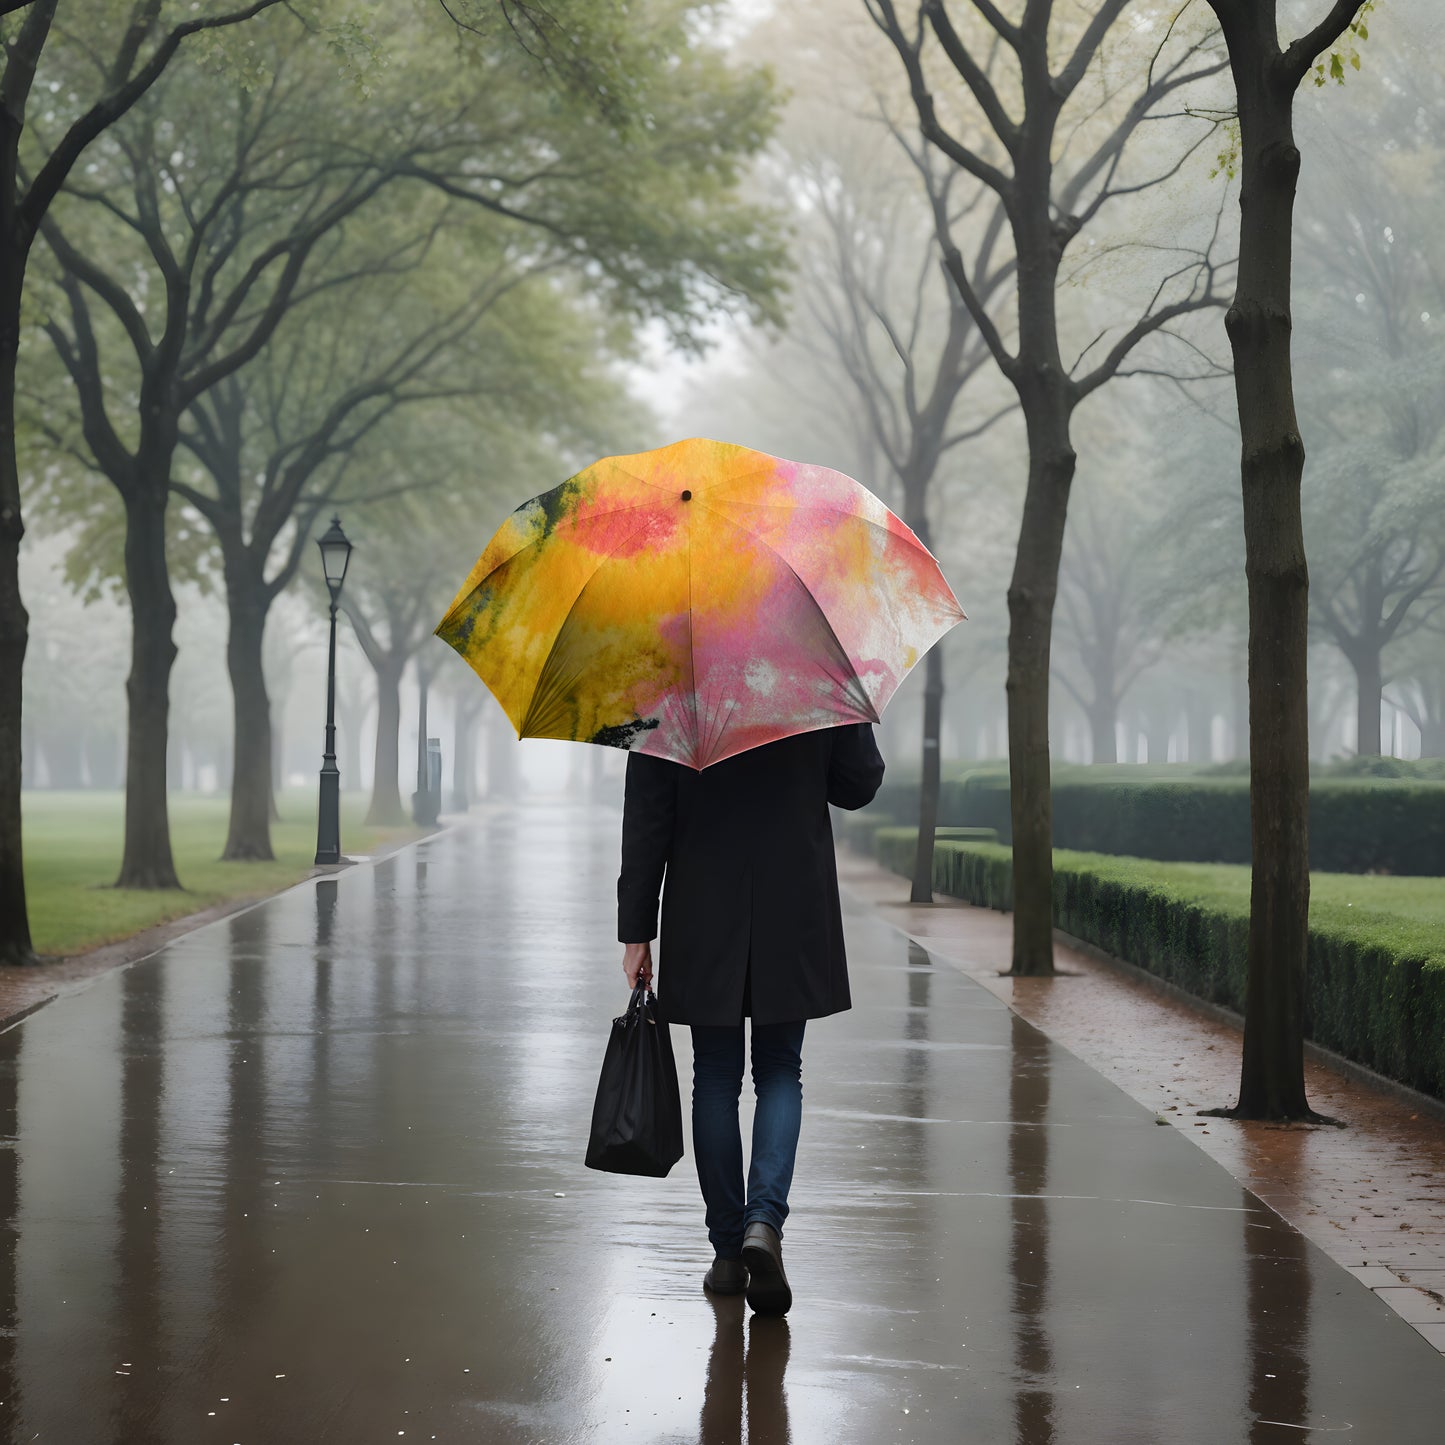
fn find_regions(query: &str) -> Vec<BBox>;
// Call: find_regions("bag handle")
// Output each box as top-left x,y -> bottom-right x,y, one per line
624,979 -> 654,1025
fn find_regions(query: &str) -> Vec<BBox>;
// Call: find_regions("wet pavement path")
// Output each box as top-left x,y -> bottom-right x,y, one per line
2,802 -> 1443,1444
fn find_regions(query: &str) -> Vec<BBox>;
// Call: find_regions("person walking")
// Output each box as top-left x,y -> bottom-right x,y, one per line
616,721 -> 885,1316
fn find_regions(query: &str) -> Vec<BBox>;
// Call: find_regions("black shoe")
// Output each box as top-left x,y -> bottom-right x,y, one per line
741,1221 -> 792,1316
704,1256 -> 748,1295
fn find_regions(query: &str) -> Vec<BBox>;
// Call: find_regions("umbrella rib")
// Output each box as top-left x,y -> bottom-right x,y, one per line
693,461 -> 783,498
518,511 -> 662,739
699,496 -> 965,627
606,462 -> 692,497
702,494 -> 949,570
437,499 -> 663,637
692,497 -> 881,728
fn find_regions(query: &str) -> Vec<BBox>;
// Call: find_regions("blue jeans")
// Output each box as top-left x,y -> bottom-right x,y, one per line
690,1021 -> 807,1259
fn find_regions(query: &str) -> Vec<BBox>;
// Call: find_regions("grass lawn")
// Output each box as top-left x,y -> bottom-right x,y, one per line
21,789 -> 420,958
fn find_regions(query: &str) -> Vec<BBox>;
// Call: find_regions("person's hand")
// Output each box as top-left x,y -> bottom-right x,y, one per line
622,940 -> 654,991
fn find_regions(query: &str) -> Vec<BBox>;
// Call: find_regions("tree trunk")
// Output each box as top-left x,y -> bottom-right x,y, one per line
412,668 -> 431,827
949,690 -> 978,763
46,725 -> 84,787
222,568 -> 274,861
1421,718 -> 1445,760
19,720 -> 34,789
269,709 -> 283,821
487,706 -> 520,800
116,488 -> 181,890
909,643 -> 944,903
451,703 -> 475,812
903,500 -> 945,904
1185,689 -> 1214,764
416,671 -> 428,798
338,694 -> 366,793
1207,8 -> 1323,1120
167,725 -> 185,793
1087,696 -> 1117,765
0,263 -> 33,962
1351,646 -> 1382,756
366,662 -> 405,826
1231,657 -> 1250,761
1146,704 -> 1174,765
1006,399 -> 1075,976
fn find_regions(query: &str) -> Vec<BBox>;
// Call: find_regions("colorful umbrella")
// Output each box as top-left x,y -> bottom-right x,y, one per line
435,437 -> 965,770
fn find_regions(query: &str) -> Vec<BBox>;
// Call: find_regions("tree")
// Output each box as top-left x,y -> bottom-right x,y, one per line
1053,492 -> 1163,764
30,12 -> 395,886
1390,626 -> 1445,758
1309,448 -> 1445,755
1199,0 -> 1371,1122
869,0 -> 1231,973
349,591 -> 435,827
447,682 -> 485,810
1051,373 -> 1241,766
788,136 -> 1014,901
0,0 -> 286,958
174,218 -> 531,860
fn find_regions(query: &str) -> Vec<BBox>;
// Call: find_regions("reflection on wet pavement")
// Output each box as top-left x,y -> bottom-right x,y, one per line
699,1302 -> 790,1445
0,800 -> 1442,1443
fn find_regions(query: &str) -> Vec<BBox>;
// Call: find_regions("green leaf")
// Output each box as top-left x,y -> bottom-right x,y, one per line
1330,52 -> 1345,82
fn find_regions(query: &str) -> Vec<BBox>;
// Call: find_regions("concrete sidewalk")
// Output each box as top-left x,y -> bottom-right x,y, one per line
1,801 -> 1442,1443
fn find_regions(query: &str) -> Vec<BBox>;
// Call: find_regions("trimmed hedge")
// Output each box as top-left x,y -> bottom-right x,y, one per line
871,767 -> 1445,876
869,827 -> 1445,1101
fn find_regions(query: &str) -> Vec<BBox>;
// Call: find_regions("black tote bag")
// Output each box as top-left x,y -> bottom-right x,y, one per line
585,982 -> 685,1178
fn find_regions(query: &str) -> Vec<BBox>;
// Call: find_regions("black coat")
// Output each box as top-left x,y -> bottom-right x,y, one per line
616,723 -> 885,1027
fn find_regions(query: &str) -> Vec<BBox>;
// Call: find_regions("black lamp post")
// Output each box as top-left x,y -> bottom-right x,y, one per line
314,515 -> 353,865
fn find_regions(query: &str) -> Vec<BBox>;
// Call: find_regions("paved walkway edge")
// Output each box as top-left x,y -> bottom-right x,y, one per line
837,843 -> 1445,1355
0,817 -> 467,1034
1056,922 -> 1445,1123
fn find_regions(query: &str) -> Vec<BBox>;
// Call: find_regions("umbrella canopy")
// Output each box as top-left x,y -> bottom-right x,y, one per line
435,437 -> 965,770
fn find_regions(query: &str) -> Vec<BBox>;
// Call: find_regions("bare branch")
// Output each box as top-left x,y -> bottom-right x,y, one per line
965,0 -> 1020,48
923,1 -> 1020,151
940,399 -> 1018,450
1073,293 -> 1229,401
865,0 -> 1014,200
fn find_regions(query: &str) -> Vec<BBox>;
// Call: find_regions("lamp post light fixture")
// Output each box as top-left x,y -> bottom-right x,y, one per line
314,515 -> 353,866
